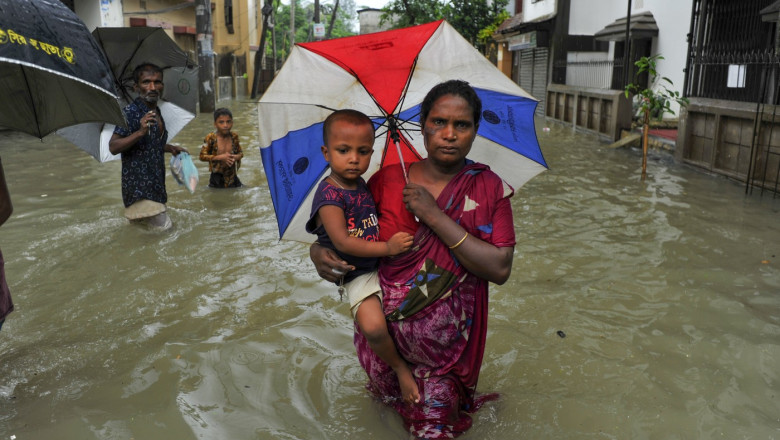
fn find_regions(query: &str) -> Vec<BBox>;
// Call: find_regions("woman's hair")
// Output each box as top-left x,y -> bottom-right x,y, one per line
322,109 -> 375,146
132,63 -> 163,84
419,80 -> 481,128
214,108 -> 233,120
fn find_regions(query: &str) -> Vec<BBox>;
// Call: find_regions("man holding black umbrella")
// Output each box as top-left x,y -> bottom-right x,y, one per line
109,63 -> 188,230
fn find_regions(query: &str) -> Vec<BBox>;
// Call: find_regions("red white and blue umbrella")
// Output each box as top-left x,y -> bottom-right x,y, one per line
257,20 -> 547,242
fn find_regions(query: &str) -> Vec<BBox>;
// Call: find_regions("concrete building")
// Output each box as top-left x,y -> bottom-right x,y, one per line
571,0 -> 690,116
357,8 -> 393,34
677,0 -> 780,191
494,0 -> 692,142
493,0 -> 557,118
66,0 -> 264,100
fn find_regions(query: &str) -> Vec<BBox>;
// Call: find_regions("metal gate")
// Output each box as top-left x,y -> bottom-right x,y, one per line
746,63 -> 780,196
515,48 -> 548,117
682,0 -> 780,195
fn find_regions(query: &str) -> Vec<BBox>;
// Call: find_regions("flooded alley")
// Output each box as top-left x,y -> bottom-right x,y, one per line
0,99 -> 778,439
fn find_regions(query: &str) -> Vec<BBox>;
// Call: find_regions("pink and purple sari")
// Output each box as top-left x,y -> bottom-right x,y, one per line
359,162 -> 516,438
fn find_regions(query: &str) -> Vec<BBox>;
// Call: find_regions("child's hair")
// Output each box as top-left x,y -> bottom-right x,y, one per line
322,109 -> 374,147
214,107 -> 233,121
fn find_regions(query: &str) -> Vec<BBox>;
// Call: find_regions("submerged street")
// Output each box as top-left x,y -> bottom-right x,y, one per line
0,99 -> 778,439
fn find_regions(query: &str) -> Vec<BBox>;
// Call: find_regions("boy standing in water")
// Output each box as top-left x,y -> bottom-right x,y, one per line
306,109 -> 420,405
199,108 -> 244,188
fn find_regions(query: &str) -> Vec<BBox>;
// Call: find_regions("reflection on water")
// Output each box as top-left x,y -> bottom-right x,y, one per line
0,100 -> 778,439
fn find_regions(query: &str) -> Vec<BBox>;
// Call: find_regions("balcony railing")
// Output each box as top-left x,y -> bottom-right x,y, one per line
553,59 -> 626,90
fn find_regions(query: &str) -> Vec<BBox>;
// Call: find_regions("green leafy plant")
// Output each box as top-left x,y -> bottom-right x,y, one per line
624,54 -> 689,181
478,9 -> 509,58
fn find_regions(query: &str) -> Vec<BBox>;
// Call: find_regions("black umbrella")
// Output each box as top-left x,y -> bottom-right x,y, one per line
92,27 -> 198,114
56,27 -> 198,162
0,0 -> 125,138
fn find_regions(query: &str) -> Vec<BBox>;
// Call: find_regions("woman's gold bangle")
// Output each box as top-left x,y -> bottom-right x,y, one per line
449,232 -> 469,249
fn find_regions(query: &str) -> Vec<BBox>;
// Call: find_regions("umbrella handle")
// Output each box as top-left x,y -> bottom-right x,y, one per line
388,116 -> 409,183
393,138 -> 418,223
394,139 -> 409,184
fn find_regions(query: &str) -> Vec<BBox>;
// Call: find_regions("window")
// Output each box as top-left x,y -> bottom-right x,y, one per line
727,64 -> 746,88
225,0 -> 234,34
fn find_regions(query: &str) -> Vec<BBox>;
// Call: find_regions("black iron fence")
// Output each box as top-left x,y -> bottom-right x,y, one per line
685,49 -> 780,104
684,0 -> 777,104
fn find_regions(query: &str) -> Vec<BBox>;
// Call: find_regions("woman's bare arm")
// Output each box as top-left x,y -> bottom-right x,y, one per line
309,242 -> 355,283
403,183 -> 513,284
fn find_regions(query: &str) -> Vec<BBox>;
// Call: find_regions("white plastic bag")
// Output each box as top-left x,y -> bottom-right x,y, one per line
170,152 -> 199,193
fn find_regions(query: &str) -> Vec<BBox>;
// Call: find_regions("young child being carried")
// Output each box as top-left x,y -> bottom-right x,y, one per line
306,109 -> 420,406
199,108 -> 244,188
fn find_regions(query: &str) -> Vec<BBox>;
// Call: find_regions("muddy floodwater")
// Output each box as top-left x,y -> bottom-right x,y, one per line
0,99 -> 778,439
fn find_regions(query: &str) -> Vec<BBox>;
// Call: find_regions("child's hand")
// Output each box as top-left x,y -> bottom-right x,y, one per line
216,153 -> 237,166
386,232 -> 413,255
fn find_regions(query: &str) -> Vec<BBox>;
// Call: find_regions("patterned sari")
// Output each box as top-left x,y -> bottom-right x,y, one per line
358,161 -> 516,438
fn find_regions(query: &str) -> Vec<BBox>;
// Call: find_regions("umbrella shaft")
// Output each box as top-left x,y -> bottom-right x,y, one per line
394,140 -> 409,183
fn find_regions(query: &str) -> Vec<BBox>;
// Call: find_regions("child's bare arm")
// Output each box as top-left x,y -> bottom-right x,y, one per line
199,140 -> 213,162
319,206 -> 412,257
234,136 -> 244,160
385,231 -> 413,255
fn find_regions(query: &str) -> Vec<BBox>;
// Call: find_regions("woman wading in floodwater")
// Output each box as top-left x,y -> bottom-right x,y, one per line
311,80 -> 517,438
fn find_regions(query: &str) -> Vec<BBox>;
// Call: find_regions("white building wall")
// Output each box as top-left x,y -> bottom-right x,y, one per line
522,0 -> 556,21
358,9 -> 392,35
569,0 -> 626,35
568,0 -> 691,115
248,0 -> 259,48
74,0 -> 123,30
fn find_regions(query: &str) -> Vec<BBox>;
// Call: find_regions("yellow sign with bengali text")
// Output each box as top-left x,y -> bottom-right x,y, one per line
0,28 -> 75,64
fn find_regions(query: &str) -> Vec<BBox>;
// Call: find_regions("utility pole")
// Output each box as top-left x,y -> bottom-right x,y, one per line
623,0 -> 632,88
326,0 -> 340,39
272,7 -> 277,70
313,0 -> 326,41
251,0 -> 274,99
196,0 -> 215,113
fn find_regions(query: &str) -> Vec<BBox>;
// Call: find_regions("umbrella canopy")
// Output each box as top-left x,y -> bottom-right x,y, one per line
56,101 -> 194,162
56,27 -> 197,162
0,0 -> 125,138
257,20 -> 547,242
92,27 -> 198,114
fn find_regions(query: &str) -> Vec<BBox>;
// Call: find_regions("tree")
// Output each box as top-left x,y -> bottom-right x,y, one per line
322,0 -> 356,39
445,0 -> 507,52
381,0 -> 444,30
477,9 -> 509,59
381,0 -> 507,53
265,0 -> 356,66
325,0 -> 341,39
624,55 -> 688,181
263,0 -> 306,63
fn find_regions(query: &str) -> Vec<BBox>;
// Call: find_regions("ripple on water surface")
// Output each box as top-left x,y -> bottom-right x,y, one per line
0,109 -> 779,439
